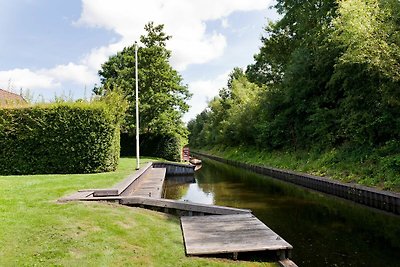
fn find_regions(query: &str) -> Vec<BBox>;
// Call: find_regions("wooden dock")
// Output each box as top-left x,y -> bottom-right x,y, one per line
181,213 -> 293,260
58,162 -> 295,265
90,162 -> 193,197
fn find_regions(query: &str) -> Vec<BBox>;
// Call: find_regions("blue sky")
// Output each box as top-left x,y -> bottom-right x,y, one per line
0,0 -> 278,121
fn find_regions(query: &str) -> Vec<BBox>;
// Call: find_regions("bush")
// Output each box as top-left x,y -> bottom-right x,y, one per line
121,132 -> 181,162
0,101 -> 123,175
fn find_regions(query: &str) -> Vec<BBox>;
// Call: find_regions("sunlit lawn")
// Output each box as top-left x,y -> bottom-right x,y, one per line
0,157 -> 274,266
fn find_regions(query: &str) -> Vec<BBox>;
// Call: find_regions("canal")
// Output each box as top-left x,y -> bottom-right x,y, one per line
164,158 -> 400,266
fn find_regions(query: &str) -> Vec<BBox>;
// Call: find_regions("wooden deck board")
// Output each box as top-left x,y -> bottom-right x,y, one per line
181,214 -> 292,255
120,197 -> 251,215
129,168 -> 166,198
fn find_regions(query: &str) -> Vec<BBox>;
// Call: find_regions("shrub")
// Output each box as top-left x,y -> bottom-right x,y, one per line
0,100 -> 124,175
121,132 -> 181,162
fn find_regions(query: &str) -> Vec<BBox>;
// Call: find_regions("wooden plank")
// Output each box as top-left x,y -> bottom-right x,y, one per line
93,162 -> 153,197
120,197 -> 251,215
79,196 -> 250,215
92,189 -> 119,196
181,213 -> 253,222
129,168 -> 166,198
182,223 -> 268,232
181,214 -> 292,256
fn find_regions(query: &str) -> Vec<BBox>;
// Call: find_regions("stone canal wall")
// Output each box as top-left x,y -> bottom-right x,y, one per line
193,151 -> 400,215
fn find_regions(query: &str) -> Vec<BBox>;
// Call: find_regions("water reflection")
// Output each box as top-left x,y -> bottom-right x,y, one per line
164,158 -> 400,266
164,175 -> 214,204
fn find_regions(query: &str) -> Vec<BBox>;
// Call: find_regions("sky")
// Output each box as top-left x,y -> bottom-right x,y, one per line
0,0 -> 278,122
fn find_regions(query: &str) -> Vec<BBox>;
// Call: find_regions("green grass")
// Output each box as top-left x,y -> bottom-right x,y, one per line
0,157 -> 275,267
197,144 -> 400,192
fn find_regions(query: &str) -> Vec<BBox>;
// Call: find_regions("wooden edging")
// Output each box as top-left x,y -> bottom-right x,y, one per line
79,196 -> 251,216
192,151 -> 400,215
120,196 -> 251,215
91,162 -> 153,197
88,161 -> 194,197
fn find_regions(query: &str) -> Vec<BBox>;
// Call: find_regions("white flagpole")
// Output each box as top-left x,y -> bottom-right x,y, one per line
135,41 -> 140,170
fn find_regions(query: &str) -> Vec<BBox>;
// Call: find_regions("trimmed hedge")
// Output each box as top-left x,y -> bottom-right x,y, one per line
121,132 -> 181,162
0,102 -> 121,175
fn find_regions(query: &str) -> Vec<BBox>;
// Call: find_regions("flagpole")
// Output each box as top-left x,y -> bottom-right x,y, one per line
135,41 -> 140,170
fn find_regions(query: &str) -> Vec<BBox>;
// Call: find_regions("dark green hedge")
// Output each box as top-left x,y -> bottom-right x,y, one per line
0,102 -> 121,175
121,132 -> 181,162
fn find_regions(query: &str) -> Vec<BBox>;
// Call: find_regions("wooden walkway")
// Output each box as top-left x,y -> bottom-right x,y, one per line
121,167 -> 166,198
181,213 -> 293,260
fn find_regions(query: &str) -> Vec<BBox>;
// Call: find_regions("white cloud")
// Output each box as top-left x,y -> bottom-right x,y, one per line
0,63 -> 99,93
183,70 -> 230,122
77,0 -> 268,71
42,63 -> 98,85
0,1 -> 269,103
0,68 -> 60,90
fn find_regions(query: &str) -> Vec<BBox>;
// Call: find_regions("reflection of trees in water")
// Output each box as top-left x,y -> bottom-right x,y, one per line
164,177 -> 192,200
166,175 -> 195,185
195,158 -> 307,207
186,157 -> 400,266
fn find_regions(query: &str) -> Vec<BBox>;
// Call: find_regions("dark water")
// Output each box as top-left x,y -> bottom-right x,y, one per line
164,158 -> 400,266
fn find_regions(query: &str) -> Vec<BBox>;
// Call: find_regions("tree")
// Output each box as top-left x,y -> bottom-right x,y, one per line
95,22 -> 191,139
189,0 -> 400,153
246,0 -> 340,149
188,69 -> 262,147
329,0 -> 400,145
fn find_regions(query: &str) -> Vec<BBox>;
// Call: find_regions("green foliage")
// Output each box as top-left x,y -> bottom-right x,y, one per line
188,0 -> 400,190
0,98 -> 127,175
190,0 -> 400,148
198,144 -> 400,191
142,133 -> 181,162
95,22 -> 191,141
120,132 -> 181,162
329,0 -> 400,146
188,70 -> 263,147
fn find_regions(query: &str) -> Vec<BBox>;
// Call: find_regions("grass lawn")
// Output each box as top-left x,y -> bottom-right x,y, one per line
0,157 -> 274,267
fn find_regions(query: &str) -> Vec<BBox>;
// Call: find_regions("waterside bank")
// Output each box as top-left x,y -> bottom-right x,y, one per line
192,151 -> 400,215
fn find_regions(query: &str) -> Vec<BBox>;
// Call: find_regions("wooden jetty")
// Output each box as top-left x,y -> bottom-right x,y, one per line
181,213 -> 293,260
58,162 -> 295,266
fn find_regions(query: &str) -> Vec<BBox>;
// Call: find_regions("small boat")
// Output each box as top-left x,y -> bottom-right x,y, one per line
189,158 -> 202,171
189,158 -> 202,165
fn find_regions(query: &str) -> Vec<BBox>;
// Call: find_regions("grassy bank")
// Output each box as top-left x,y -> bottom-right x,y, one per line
196,145 -> 400,192
0,157 -> 274,266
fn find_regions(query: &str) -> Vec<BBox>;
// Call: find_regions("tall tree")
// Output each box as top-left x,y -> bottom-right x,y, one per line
329,0 -> 400,145
95,22 -> 191,138
246,0 -> 340,149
